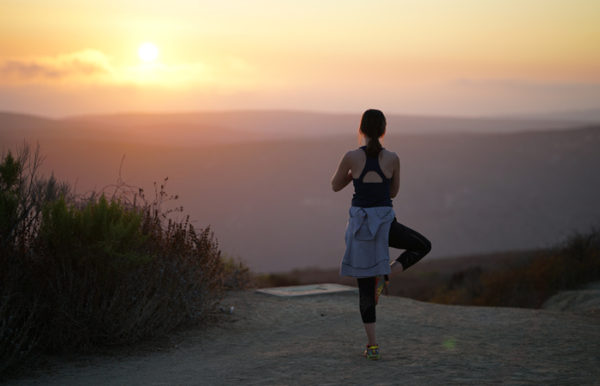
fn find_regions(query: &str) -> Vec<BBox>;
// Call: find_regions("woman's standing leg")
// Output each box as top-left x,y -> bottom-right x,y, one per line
357,277 -> 377,346
388,218 -> 431,270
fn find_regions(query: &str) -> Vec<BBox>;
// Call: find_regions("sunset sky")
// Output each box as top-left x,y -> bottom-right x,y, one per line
1,0 -> 599,117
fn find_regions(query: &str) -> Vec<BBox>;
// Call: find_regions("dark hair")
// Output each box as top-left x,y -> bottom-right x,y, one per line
359,109 -> 386,157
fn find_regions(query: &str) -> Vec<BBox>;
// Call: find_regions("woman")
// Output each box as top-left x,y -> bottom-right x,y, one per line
331,109 -> 431,360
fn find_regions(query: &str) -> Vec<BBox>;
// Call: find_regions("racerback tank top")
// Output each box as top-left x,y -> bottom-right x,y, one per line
351,146 -> 393,208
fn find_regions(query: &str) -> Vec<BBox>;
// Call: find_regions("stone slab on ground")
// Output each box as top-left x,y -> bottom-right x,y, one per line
255,283 -> 357,297
542,282 -> 600,316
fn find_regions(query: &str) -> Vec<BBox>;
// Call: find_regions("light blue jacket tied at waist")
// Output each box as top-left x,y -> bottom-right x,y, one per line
340,206 -> 395,278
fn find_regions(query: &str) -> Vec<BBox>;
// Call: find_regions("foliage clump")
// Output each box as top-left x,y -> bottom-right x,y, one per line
0,143 -> 236,376
429,229 -> 600,308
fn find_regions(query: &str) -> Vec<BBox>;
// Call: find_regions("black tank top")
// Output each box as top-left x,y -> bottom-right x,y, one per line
351,146 -> 393,208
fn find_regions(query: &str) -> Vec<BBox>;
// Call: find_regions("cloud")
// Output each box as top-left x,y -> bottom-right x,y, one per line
0,50 -> 113,82
0,49 -> 255,90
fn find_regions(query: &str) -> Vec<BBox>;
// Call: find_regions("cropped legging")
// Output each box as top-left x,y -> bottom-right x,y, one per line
357,218 -> 431,323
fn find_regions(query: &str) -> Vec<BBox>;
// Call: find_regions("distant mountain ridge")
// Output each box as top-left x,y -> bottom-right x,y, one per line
1,110 -> 593,145
500,108 -> 600,123
2,111 -> 600,272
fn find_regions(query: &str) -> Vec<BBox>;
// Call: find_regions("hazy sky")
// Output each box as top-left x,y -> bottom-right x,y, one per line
1,0 -> 599,117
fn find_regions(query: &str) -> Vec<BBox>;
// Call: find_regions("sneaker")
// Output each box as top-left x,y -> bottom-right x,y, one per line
364,344 -> 381,360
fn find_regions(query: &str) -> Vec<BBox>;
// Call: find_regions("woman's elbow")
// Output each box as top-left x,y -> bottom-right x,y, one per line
331,178 -> 346,192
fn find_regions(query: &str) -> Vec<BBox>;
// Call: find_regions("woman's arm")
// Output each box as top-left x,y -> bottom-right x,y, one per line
390,154 -> 400,198
331,152 -> 353,192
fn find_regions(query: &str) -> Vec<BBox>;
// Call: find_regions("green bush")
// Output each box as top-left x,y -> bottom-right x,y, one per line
39,195 -> 149,269
0,143 -> 233,376
0,152 -> 20,247
1,144 -> 69,254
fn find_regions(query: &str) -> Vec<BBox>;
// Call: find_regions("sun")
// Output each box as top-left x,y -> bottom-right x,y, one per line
138,42 -> 159,63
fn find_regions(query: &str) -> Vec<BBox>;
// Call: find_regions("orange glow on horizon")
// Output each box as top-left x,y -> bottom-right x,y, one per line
1,0 -> 599,116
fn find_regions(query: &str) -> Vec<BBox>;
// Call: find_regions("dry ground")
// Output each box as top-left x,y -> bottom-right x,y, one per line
8,290 -> 600,385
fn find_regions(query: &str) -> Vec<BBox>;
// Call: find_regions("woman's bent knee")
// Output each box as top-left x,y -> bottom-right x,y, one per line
422,237 -> 432,255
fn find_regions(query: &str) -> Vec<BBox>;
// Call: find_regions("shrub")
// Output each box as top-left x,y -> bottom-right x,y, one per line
254,273 -> 300,288
429,228 -> 600,308
0,258 -> 42,376
0,144 -> 232,376
0,143 -> 69,254
1,143 -> 69,374
221,255 -> 253,290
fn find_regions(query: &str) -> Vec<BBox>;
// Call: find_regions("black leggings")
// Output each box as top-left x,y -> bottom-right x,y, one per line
357,218 -> 431,323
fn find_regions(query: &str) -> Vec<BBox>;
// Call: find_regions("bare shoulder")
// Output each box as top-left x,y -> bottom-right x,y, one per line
345,148 -> 364,161
381,149 -> 399,162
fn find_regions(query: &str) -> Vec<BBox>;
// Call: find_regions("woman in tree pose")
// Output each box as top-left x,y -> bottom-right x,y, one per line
331,109 -> 431,360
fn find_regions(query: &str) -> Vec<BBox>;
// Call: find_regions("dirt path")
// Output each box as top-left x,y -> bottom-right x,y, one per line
9,291 -> 600,385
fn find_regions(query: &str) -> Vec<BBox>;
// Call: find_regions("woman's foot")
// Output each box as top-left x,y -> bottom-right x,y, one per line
363,344 -> 381,360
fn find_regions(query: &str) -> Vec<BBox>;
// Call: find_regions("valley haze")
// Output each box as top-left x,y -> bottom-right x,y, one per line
2,110 -> 600,272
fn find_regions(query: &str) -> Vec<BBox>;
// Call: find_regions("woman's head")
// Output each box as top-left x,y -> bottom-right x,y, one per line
359,109 -> 386,156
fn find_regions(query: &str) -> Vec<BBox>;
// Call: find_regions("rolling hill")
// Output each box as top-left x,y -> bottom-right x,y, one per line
2,111 -> 600,272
